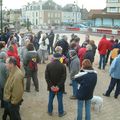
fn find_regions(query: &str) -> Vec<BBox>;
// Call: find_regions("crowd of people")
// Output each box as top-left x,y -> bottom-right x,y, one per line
0,27 -> 120,120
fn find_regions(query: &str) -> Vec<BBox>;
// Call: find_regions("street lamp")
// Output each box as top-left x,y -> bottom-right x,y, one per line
0,0 -> 3,33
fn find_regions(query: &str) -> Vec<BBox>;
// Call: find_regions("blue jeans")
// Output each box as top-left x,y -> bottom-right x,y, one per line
48,91 -> 64,114
99,55 -> 106,69
77,100 -> 91,120
72,80 -> 77,96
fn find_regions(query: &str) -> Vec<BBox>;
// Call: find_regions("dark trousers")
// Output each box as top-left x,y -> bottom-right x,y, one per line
105,77 -> 120,97
1,88 -> 4,108
99,55 -> 106,69
3,102 -> 21,120
48,91 -> 64,114
48,44 -> 53,54
26,71 -> 39,91
106,50 -> 111,64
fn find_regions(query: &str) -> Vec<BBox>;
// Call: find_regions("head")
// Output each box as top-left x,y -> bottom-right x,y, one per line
75,37 -> 80,44
70,41 -> 77,49
8,45 -> 14,52
0,52 -> 7,62
69,50 -> 77,58
85,34 -> 90,40
103,34 -> 106,38
90,40 -> 95,45
62,35 -> 67,41
82,42 -> 87,48
25,39 -> 30,46
86,44 -> 92,51
55,46 -> 63,54
115,39 -> 119,44
27,43 -> 34,51
6,57 -> 17,70
110,36 -> 114,40
82,59 -> 93,70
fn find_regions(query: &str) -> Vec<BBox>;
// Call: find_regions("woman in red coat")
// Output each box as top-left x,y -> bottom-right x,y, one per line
7,46 -> 20,68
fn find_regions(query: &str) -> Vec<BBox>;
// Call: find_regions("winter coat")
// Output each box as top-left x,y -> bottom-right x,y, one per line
45,60 -> 66,92
39,38 -> 49,51
84,50 -> 94,63
75,69 -> 97,100
70,55 -> 80,80
48,32 -> 55,45
109,54 -> 120,79
108,40 -> 114,51
0,61 -> 8,88
23,50 -> 40,76
78,47 -> 86,67
98,37 -> 109,55
91,44 -> 97,57
4,66 -> 24,105
55,39 -> 69,56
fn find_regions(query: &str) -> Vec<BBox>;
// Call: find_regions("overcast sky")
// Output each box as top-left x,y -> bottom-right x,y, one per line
3,0 -> 106,11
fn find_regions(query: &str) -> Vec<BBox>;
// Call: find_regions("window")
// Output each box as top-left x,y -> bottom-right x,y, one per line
36,12 -> 38,17
109,7 -> 118,12
108,0 -> 118,2
48,13 -> 50,18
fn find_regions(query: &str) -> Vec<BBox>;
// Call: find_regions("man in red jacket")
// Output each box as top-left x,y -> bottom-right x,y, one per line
98,35 -> 109,70
106,36 -> 115,64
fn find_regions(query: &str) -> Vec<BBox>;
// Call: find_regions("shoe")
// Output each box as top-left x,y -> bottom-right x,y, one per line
35,89 -> 39,92
69,83 -> 72,86
59,111 -> 67,117
114,96 -> 118,99
25,90 -> 30,92
70,96 -> 77,100
63,92 -> 67,94
103,93 -> 110,97
47,112 -> 52,116
98,67 -> 101,70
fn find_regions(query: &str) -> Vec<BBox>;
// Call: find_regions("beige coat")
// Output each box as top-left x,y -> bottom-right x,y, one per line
4,66 -> 24,105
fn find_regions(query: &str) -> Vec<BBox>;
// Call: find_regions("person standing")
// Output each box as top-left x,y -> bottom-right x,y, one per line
48,30 -> 55,54
75,59 -> 97,120
3,57 -> 24,120
23,43 -> 40,92
38,34 -> 49,64
98,35 -> 109,70
45,53 -> 67,117
84,44 -> 95,64
103,50 -> 120,99
69,50 -> 80,99
0,52 -> 8,108
106,36 -> 115,64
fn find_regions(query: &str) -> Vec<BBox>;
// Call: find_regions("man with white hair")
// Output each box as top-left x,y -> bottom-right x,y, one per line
84,44 -> 95,64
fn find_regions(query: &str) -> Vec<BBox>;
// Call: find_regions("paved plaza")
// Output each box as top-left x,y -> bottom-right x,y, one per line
0,34 -> 120,120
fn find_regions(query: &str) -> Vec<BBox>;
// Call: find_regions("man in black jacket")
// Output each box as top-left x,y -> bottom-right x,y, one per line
45,53 -> 67,117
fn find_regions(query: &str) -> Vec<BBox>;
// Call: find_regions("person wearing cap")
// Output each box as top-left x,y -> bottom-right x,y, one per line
0,52 -> 8,108
45,53 -> 67,117
69,50 -> 80,99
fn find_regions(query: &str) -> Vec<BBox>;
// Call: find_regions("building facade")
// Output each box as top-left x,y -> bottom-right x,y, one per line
106,0 -> 120,13
22,0 -> 62,26
89,0 -> 120,27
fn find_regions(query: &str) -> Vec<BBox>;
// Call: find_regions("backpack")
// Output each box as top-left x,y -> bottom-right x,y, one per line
28,57 -> 37,71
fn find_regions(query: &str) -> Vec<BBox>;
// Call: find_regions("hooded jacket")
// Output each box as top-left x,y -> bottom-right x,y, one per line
75,69 -> 97,100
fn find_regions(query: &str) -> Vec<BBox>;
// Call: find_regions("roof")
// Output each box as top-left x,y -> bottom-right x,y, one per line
42,0 -> 62,10
62,4 -> 81,12
89,9 -> 103,18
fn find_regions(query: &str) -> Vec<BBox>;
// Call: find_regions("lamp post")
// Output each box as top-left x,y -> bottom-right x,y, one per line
0,0 -> 3,33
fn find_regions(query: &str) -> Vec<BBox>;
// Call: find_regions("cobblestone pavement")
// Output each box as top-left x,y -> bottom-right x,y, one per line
0,34 -> 120,120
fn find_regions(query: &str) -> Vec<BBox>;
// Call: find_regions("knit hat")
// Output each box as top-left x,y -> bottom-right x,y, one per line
53,53 -> 62,60
69,50 -> 77,57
